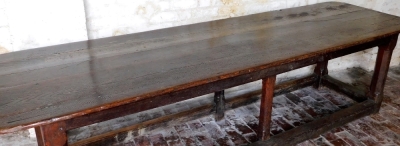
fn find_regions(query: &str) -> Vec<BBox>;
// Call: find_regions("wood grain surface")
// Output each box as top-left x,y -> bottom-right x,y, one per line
1,2 -> 400,133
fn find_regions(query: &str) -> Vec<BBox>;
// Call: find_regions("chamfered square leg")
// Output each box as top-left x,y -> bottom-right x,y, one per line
313,59 -> 328,89
257,75 -> 276,141
214,90 -> 226,120
369,34 -> 398,112
35,121 -> 67,146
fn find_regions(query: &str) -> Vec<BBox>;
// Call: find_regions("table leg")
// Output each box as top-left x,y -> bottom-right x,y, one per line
214,90 -> 226,119
369,34 -> 398,112
313,59 -> 328,89
257,75 -> 276,141
35,121 -> 67,146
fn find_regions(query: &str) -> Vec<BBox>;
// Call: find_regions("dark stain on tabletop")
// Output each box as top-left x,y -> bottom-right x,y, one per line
299,12 -> 309,17
288,14 -> 298,18
339,4 -> 349,9
326,6 -> 338,11
274,16 -> 283,20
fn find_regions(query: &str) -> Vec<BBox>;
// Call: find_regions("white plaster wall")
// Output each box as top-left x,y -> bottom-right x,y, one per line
0,0 -> 87,52
0,0 -> 400,145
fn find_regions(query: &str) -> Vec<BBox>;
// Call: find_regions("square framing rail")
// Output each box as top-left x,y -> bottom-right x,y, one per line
251,34 -> 398,145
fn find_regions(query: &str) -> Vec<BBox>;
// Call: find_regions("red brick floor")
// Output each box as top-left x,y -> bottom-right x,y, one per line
71,67 -> 400,146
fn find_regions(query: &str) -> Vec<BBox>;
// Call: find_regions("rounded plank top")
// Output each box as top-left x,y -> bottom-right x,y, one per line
1,2 -> 400,133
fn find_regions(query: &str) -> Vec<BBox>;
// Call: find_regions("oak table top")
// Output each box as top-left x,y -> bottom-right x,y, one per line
1,2 -> 400,134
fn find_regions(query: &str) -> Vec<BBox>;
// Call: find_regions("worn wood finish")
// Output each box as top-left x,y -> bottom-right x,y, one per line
2,2 -> 400,134
73,76 -> 314,146
369,34 -> 398,112
71,76 -> 315,146
258,76 -> 276,141
213,90 -> 226,119
35,121 -> 67,146
0,1 -> 399,145
321,75 -> 367,102
61,33 -> 394,133
313,59 -> 328,89
63,61 -> 317,131
250,100 -> 376,146
0,30 -> 392,135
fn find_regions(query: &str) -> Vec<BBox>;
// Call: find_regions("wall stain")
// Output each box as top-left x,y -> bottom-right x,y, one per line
138,2 -> 161,25
218,0 -> 245,18
0,45 -> 9,54
113,29 -> 128,36
136,6 -> 146,15
221,0 -> 235,5
256,0 -> 268,3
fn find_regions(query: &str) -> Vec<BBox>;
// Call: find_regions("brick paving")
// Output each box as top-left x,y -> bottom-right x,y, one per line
72,67 -> 400,146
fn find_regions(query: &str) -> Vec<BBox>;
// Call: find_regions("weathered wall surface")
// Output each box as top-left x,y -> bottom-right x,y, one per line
0,0 -> 87,52
0,0 -> 400,145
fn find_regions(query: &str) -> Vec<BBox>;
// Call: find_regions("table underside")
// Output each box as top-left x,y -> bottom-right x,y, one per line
70,73 -> 383,146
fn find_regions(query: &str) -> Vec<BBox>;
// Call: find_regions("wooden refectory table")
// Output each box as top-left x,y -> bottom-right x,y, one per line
0,2 -> 399,146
